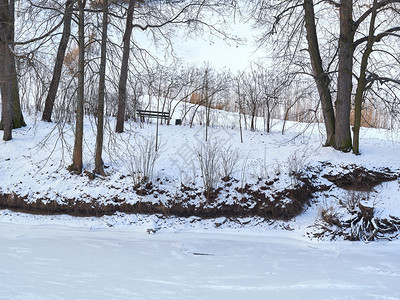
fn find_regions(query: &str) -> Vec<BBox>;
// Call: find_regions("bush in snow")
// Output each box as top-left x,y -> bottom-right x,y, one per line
220,145 -> 240,180
286,151 -> 307,186
126,135 -> 163,185
251,146 -> 270,180
194,139 -> 222,198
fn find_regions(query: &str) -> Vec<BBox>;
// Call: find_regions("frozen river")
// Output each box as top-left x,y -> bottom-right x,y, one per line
1,222 -> 400,299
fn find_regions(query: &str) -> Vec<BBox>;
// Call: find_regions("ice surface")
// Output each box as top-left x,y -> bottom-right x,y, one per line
1,222 -> 399,299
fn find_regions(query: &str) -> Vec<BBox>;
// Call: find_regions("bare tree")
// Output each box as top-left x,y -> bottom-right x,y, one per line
303,0 -> 335,146
352,0 -> 378,155
334,0 -> 354,151
253,0 -> 400,152
94,0 -> 108,176
201,67 -> 227,140
115,0 -> 135,133
42,0 -> 75,122
114,0 -> 238,132
70,0 -> 86,174
352,1 -> 400,154
0,1 -> 13,141
233,66 -> 282,133
0,0 -> 26,141
234,71 -> 250,142
259,69 -> 283,133
243,69 -> 262,132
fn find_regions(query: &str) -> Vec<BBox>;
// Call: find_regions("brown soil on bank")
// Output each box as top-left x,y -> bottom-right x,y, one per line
0,176 -> 318,221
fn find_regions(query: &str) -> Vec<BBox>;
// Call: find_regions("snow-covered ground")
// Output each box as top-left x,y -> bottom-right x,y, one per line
1,220 -> 400,300
1,111 -> 400,298
2,3 -> 399,298
2,111 -> 400,206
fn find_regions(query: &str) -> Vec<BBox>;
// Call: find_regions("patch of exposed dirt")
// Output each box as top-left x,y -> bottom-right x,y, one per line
323,166 -> 396,191
0,175 -> 318,221
1,163 -> 398,238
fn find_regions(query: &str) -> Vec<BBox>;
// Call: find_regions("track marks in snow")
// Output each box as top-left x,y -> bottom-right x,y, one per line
131,277 -> 367,292
357,265 -> 400,277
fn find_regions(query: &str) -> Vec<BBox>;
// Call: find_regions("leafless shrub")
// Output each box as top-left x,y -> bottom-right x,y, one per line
178,159 -> 197,187
240,152 -> 251,189
341,191 -> 364,212
194,139 -> 221,197
272,159 -> 282,177
220,145 -> 240,179
286,151 -> 308,186
126,135 -> 163,185
286,152 -> 304,176
252,146 -> 269,180
319,206 -> 341,228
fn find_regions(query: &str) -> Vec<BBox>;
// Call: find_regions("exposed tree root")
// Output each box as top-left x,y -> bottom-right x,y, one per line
312,201 -> 400,241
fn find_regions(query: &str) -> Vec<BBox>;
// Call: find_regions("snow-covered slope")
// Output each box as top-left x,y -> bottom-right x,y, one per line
0,112 -> 399,235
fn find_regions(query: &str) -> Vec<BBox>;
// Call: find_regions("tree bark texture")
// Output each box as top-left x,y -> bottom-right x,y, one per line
334,0 -> 354,152
94,0 -> 108,176
116,0 -> 135,133
0,0 -> 25,138
0,0 -> 13,140
71,0 -> 85,174
303,0 -> 335,146
42,0 -> 74,122
9,0 -> 25,129
10,53 -> 25,129
0,42 -> 13,141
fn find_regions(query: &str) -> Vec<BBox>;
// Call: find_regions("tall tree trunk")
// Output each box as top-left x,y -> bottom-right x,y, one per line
334,0 -> 354,152
266,101 -> 271,133
303,0 -> 335,146
0,0 -> 25,136
9,0 -> 25,129
0,0 -> 13,140
353,0 -> 378,155
115,0 -> 135,133
94,0 -> 108,176
42,0 -> 74,122
71,0 -> 85,174
0,42 -> 13,141
204,69 -> 209,141
10,54 -> 25,128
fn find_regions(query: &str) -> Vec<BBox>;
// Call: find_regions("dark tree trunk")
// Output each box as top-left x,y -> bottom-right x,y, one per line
94,0 -> 108,176
0,0 -> 25,137
10,54 -> 25,129
71,0 -> 85,174
353,0 -> 378,155
0,42 -> 13,141
250,111 -> 255,131
266,101 -> 270,133
115,0 -> 135,133
303,0 -> 335,146
334,0 -> 355,152
42,0 -> 74,122
0,0 -> 13,140
9,0 -> 25,129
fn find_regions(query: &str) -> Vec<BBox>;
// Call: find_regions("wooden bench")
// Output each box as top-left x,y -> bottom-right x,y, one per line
136,110 -> 171,123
